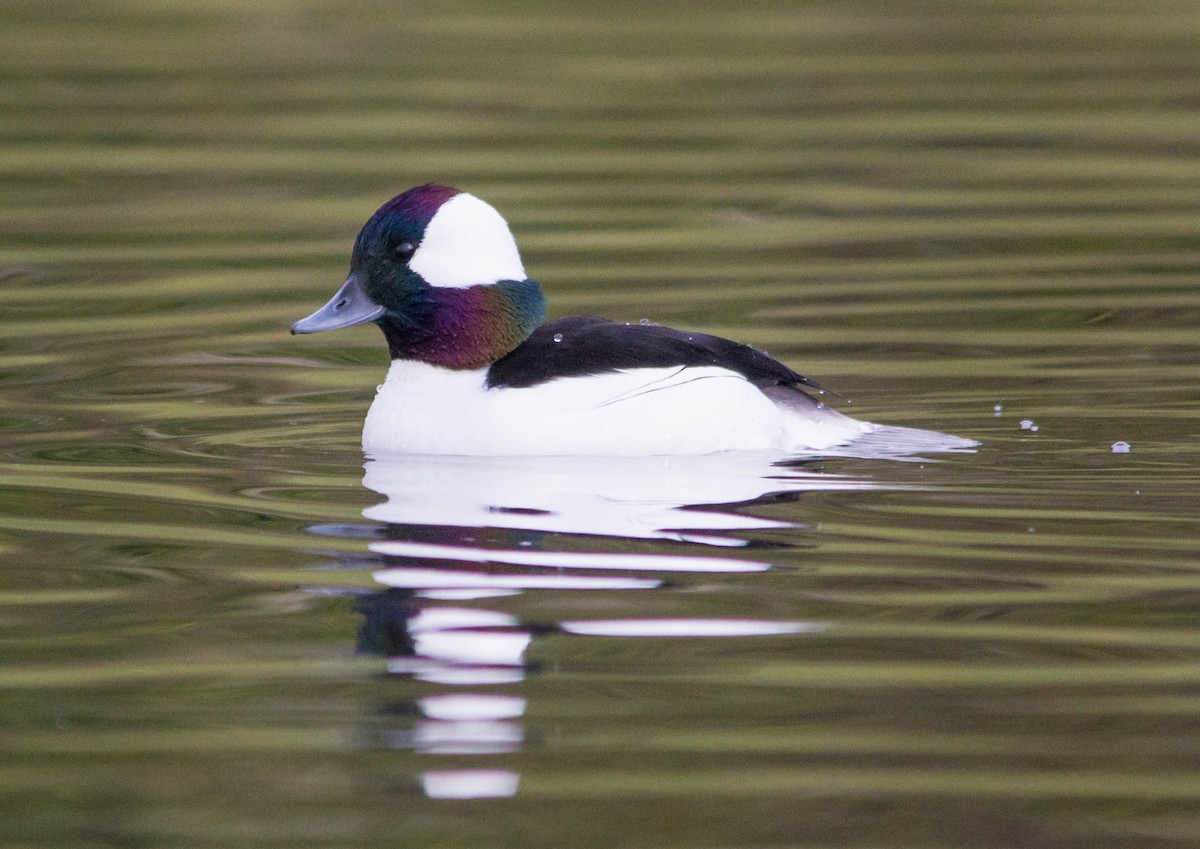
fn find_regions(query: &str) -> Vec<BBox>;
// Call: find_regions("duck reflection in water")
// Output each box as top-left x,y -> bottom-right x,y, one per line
324,451 -> 950,798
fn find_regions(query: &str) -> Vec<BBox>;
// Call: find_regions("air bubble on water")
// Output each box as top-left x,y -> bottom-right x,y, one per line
552,333 -> 563,343
1111,440 -> 1131,453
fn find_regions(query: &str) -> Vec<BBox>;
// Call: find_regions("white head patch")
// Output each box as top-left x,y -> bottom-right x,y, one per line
409,193 -> 527,288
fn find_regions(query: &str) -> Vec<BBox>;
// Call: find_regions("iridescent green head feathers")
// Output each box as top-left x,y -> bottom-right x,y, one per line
291,184 -> 546,369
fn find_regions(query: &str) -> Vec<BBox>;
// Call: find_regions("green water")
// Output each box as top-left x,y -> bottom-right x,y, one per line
3,1 -> 1200,846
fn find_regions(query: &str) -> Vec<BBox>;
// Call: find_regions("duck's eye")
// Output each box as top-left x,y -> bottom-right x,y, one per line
392,240 -> 416,261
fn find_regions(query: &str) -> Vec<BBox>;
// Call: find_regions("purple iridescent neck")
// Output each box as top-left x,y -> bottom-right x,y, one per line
377,279 -> 546,370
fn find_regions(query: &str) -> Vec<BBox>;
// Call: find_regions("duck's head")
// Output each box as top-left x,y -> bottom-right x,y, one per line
291,184 -> 546,369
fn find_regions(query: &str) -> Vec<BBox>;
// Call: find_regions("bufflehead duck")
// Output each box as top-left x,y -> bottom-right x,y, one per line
292,184 -> 971,456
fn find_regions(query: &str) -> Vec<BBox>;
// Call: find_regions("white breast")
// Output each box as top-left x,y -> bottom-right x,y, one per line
361,360 -> 875,456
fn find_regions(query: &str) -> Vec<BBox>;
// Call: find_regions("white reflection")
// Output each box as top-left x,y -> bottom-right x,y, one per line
420,769 -> 520,799
345,451 -> 915,793
372,540 -> 768,572
419,694 -> 527,721
408,607 -> 518,632
373,567 -> 661,591
363,452 -> 879,545
354,589 -> 535,684
560,618 -> 827,638
413,630 -> 531,667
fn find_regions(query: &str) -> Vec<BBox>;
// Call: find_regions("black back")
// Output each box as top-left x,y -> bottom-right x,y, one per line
485,316 -> 825,398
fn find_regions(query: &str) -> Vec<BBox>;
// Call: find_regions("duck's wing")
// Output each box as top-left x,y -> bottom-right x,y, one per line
486,316 -> 826,398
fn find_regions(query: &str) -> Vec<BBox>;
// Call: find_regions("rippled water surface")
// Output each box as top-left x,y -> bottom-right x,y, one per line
4,1 -> 1200,847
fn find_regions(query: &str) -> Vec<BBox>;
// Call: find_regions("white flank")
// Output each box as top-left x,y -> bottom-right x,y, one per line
362,360 -> 877,456
408,193 -> 526,288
